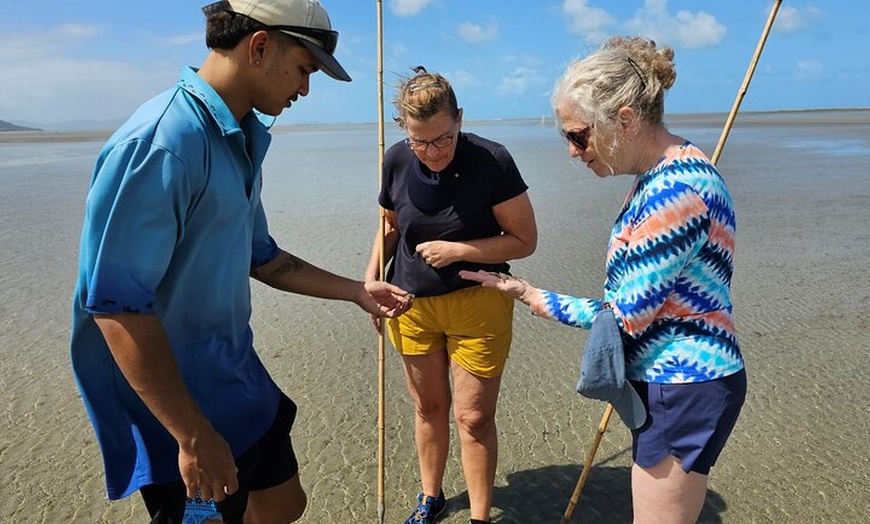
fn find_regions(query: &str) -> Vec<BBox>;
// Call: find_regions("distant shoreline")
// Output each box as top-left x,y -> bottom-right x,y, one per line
0,130 -> 113,144
2,107 -> 867,143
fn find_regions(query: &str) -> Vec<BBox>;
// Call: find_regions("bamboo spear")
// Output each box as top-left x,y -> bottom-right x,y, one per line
559,404 -> 613,523
712,0 -> 783,164
560,2 -> 781,521
375,0 -> 386,522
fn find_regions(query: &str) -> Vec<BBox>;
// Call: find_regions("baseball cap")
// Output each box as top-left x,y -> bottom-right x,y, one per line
576,309 -> 647,429
206,0 -> 351,81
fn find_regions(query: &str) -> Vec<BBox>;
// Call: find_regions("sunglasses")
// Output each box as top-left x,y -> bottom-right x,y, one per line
560,125 -> 594,151
266,25 -> 338,54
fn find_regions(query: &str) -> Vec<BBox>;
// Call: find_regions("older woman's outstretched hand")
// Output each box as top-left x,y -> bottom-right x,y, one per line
459,270 -> 537,305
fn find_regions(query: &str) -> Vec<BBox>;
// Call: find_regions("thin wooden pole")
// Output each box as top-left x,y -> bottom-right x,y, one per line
375,1 -> 386,523
560,404 -> 613,524
560,3 -> 782,522
711,0 -> 782,165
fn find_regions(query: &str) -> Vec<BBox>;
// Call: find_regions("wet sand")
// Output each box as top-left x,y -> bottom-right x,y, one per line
1,111 -> 868,523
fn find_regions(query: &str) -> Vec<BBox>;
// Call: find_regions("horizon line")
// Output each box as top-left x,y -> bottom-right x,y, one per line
2,106 -> 868,140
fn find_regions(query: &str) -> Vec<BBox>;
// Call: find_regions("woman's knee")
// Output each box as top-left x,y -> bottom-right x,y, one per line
415,394 -> 451,422
454,407 -> 496,439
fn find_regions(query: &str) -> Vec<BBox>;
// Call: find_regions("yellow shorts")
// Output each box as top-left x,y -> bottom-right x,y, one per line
386,286 -> 514,378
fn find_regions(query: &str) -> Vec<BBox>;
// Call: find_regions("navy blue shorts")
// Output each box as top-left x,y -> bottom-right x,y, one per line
630,369 -> 746,475
141,393 -> 299,524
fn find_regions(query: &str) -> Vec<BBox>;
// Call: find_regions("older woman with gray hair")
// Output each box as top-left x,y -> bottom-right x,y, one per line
463,36 -> 747,523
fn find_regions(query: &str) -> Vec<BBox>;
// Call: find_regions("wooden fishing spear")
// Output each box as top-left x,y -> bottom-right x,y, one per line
375,0 -> 387,522
712,0 -> 783,164
560,1 -> 782,521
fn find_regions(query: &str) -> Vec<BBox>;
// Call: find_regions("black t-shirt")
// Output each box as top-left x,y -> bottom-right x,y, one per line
379,132 -> 529,297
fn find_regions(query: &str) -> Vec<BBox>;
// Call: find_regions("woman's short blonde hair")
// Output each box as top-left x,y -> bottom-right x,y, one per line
392,66 -> 461,128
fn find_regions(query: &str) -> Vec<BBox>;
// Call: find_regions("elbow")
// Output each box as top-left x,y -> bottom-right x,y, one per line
517,233 -> 538,259
527,234 -> 538,257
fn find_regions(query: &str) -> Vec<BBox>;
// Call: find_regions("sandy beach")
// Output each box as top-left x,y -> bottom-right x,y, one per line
1,110 -> 868,523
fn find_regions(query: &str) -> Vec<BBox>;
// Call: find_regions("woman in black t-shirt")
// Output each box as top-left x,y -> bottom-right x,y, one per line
365,67 -> 537,524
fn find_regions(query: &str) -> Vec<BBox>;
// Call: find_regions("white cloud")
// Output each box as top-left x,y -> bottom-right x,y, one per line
161,33 -> 202,46
562,0 -> 614,37
674,10 -> 726,48
0,24 -> 99,62
795,59 -> 823,80
496,56 -> 546,96
57,23 -> 100,39
624,0 -> 726,49
774,5 -> 825,33
458,21 -> 498,44
389,0 -> 436,17
497,67 -> 540,96
449,69 -> 483,90
0,27 -> 179,126
0,57 -> 177,126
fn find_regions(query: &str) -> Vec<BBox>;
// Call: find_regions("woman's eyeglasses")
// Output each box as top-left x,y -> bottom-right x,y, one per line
405,131 -> 455,152
560,125 -> 594,151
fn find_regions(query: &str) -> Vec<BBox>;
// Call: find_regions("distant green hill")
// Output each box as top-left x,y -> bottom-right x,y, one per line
0,120 -> 41,132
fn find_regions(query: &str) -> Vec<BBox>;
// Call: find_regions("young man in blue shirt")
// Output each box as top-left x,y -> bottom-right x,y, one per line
70,1 -> 412,522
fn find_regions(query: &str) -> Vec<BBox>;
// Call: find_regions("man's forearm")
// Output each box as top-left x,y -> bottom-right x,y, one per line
94,313 -> 213,447
252,250 -> 362,302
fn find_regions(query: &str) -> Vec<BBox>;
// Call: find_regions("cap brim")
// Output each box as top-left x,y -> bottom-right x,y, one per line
298,39 -> 351,82
611,382 -> 647,430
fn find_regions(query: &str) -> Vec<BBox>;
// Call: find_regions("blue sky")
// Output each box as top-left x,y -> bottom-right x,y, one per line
1,1 -> 866,130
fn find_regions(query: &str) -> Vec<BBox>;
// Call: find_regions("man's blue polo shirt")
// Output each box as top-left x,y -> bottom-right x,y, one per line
70,67 -> 282,499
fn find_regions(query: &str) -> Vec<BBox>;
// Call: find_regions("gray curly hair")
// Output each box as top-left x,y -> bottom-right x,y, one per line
552,36 -> 676,131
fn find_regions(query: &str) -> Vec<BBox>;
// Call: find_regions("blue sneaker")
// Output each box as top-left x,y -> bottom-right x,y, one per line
403,490 -> 446,524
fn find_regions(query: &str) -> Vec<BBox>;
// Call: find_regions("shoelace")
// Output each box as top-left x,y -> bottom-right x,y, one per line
411,506 -> 432,521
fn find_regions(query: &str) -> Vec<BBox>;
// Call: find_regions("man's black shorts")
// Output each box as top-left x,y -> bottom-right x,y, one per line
141,393 -> 299,524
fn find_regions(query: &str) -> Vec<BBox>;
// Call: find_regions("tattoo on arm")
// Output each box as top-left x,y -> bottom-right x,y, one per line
268,253 -> 305,279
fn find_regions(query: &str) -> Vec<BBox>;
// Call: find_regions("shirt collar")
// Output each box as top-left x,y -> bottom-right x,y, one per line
177,66 -> 267,138
176,67 -> 272,166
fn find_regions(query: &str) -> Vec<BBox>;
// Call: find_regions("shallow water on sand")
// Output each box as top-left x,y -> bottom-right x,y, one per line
1,110 -> 869,523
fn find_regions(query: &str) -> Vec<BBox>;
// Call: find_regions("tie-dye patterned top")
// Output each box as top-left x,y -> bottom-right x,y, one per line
530,142 -> 744,383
